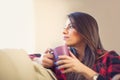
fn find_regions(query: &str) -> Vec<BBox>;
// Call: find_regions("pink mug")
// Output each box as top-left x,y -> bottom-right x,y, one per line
52,45 -> 70,74
53,45 -> 70,61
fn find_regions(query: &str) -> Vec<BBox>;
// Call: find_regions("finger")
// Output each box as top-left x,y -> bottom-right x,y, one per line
56,59 -> 70,65
61,68 -> 72,73
44,48 -> 50,53
42,57 -> 54,64
58,55 -> 71,60
43,53 -> 54,59
44,48 -> 53,54
69,51 -> 76,59
42,58 -> 54,67
57,63 -> 73,70
42,62 -> 53,68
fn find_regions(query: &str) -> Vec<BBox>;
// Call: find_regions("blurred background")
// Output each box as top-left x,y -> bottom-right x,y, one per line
0,0 -> 120,54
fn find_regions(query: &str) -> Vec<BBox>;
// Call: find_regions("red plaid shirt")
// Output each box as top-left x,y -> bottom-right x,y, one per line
93,50 -> 120,80
29,50 -> 120,80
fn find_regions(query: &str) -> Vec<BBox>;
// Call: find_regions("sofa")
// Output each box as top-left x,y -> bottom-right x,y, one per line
0,49 -> 57,80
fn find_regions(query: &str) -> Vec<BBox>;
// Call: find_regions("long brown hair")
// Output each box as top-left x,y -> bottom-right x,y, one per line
66,12 -> 104,80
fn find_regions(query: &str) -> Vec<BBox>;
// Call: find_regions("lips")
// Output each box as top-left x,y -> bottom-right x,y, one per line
63,36 -> 69,40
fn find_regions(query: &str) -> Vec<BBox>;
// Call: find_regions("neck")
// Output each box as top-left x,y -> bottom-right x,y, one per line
74,43 -> 86,61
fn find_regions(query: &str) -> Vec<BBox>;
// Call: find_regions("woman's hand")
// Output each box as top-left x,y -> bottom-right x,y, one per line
40,49 -> 54,68
56,51 -> 84,73
56,51 -> 97,79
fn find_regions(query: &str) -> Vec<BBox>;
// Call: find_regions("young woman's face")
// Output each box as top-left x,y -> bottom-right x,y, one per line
63,19 -> 84,47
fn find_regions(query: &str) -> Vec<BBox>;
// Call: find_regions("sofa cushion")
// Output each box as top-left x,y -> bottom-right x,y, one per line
0,49 -> 37,80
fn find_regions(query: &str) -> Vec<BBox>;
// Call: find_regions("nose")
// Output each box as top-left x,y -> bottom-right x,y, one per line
63,27 -> 68,34
62,27 -> 68,35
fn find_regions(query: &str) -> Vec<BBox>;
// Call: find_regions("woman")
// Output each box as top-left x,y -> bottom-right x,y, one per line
31,12 -> 120,80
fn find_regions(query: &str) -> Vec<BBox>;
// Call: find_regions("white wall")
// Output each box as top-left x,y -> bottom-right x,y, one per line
0,0 -> 119,54
82,1 -> 120,53
34,0 -> 120,54
0,0 -> 35,53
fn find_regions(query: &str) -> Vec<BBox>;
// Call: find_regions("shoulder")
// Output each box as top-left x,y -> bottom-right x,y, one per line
97,50 -> 120,64
104,51 -> 120,79
104,50 -> 120,60
107,50 -> 119,56
105,50 -> 120,64
95,50 -> 120,79
98,50 -> 119,59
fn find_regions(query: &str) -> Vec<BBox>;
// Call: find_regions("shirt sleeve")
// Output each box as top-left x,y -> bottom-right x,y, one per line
29,53 -> 41,60
96,51 -> 120,80
107,51 -> 120,80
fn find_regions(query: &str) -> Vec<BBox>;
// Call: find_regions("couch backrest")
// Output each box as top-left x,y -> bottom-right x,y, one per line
0,49 -> 38,80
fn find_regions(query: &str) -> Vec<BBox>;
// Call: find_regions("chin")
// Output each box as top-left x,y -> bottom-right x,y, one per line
64,42 -> 74,47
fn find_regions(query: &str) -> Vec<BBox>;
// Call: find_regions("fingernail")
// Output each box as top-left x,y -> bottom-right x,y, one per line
56,66 -> 59,69
55,55 -> 58,60
54,62 -> 57,65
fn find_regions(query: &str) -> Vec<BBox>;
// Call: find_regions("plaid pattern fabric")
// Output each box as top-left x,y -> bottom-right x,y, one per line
29,53 -> 41,60
51,66 -> 66,80
29,50 -> 120,80
93,50 -> 120,80
29,54 -> 66,80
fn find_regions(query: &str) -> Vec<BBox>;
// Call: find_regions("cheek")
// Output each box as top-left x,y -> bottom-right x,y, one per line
69,31 -> 83,44
71,31 -> 80,39
72,34 -> 82,43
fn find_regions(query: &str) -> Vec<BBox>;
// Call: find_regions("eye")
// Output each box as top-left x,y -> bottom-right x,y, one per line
68,24 -> 74,29
63,24 -> 75,30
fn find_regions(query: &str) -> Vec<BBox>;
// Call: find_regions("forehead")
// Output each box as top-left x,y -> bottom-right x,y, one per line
65,18 -> 75,25
65,19 -> 71,25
